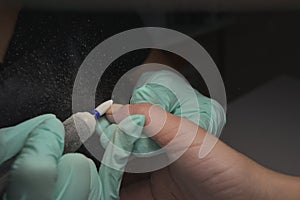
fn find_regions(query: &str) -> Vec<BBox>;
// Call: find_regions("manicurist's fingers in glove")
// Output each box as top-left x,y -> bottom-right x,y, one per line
0,114 -> 65,200
0,115 -> 101,200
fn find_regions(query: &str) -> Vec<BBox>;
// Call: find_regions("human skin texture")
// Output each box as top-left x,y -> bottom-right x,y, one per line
107,103 -> 300,200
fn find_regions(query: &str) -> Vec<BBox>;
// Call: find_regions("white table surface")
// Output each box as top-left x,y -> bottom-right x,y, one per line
221,76 -> 300,176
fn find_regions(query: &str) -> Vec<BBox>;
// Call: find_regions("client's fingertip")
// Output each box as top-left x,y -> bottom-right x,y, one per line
106,103 -> 124,115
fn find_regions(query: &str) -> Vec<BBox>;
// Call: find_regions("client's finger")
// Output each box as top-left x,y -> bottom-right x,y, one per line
106,103 -> 201,150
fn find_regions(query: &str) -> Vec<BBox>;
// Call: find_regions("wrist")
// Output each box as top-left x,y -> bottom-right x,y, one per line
268,172 -> 300,199
254,166 -> 300,200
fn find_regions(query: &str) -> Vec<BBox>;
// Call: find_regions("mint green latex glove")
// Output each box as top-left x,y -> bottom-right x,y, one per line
126,70 -> 226,155
0,114 -> 145,200
0,70 -> 224,200
95,70 -> 226,199
0,114 -> 100,200
55,114 -> 146,200
0,114 -> 64,200
96,115 -> 145,200
98,70 -> 226,156
131,70 -> 226,137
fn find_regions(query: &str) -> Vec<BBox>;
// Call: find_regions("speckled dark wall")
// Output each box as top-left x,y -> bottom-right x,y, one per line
0,9 -> 149,127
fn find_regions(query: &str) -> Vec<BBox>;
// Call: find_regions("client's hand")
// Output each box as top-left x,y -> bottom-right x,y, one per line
108,103 -> 300,200
104,70 -> 299,200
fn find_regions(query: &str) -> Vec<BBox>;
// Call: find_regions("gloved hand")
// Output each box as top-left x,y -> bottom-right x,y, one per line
102,70 -> 226,155
95,70 -> 226,198
0,114 -> 64,200
0,70 -> 225,200
96,115 -> 146,200
0,114 -> 146,200
55,114 -> 146,200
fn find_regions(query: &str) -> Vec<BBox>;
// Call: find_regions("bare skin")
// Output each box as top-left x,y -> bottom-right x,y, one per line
107,104 -> 300,200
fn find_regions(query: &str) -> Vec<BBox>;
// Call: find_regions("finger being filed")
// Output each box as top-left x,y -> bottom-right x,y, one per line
107,104 -> 165,125
106,104 -> 128,123
106,104 -> 124,116
106,103 -> 193,148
